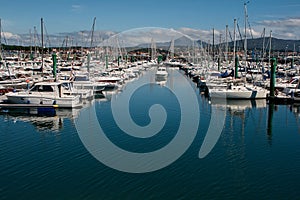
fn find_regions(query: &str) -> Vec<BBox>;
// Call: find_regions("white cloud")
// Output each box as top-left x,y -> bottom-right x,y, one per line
2,19 -> 300,47
255,17 -> 300,39
100,27 -> 195,47
1,32 -> 21,40
71,4 -> 82,12
259,17 -> 300,28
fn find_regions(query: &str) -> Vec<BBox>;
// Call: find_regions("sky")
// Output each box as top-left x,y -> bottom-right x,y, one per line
1,0 -> 300,45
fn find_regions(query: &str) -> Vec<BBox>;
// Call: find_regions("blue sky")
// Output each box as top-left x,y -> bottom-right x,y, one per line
1,0 -> 300,43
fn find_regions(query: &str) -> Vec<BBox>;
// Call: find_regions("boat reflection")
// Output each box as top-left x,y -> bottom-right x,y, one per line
155,79 -> 167,87
291,103 -> 300,118
210,99 -> 268,143
0,99 -> 98,132
1,107 -> 82,131
210,99 -> 267,115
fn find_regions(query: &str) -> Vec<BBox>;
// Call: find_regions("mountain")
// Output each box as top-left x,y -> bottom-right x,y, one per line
226,37 -> 300,52
136,36 -> 209,50
1,30 -> 117,47
1,27 -> 299,52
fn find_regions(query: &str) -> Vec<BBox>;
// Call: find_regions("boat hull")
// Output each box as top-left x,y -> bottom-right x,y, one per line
209,86 -> 267,99
6,92 -> 81,108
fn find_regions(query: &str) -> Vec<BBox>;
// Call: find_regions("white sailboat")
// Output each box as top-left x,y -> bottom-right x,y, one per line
209,83 -> 268,99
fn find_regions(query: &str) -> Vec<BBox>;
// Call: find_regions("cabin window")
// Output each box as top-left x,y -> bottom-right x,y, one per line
39,85 -> 54,92
74,76 -> 88,81
31,85 -> 54,92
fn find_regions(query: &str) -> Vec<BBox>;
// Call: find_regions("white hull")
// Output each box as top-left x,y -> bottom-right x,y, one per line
6,92 -> 81,108
155,67 -> 168,80
209,85 -> 267,99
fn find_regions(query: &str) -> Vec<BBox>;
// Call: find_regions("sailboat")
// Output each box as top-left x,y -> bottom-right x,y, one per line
209,83 -> 268,99
163,38 -> 183,68
208,14 -> 268,100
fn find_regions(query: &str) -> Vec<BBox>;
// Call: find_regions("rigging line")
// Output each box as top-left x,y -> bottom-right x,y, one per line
43,23 -> 51,47
34,26 -> 41,48
228,29 -> 233,42
247,20 -> 254,39
1,26 -> 8,45
236,22 -> 244,49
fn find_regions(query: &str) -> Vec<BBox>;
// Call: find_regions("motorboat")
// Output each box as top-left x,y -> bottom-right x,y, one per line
155,66 -> 168,80
5,82 -> 81,108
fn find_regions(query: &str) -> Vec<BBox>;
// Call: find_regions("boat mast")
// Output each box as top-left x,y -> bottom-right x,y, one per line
170,38 -> 174,60
0,18 -> 2,60
0,18 -> 1,50
29,29 -> 32,60
90,17 -> 96,48
34,26 -> 37,58
292,43 -> 295,68
225,25 -> 229,63
88,17 -> 96,79
268,30 -> 272,65
262,28 -> 265,60
218,33 -> 222,71
151,38 -> 156,61
212,28 -> 215,62
244,1 -> 249,62
41,18 -> 44,73
233,19 -> 237,64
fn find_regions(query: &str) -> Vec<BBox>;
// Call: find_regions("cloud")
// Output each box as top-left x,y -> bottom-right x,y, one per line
100,27 -> 195,47
71,4 -> 82,12
258,17 -> 300,28
254,17 -> 300,39
2,20 -> 300,47
1,32 -> 21,40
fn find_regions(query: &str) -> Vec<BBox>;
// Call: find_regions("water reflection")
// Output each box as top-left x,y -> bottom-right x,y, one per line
291,104 -> 300,118
210,99 -> 268,140
267,103 -> 275,140
0,99 -> 98,132
210,99 -> 267,115
1,107 -> 79,131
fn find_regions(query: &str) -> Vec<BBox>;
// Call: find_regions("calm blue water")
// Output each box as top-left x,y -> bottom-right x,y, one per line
1,69 -> 300,199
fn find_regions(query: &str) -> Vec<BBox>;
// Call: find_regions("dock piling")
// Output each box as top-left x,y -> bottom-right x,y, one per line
270,58 -> 276,98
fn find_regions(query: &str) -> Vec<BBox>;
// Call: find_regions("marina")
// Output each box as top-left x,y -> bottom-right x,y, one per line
1,67 -> 300,199
2,1 -> 300,199
2,31 -> 300,199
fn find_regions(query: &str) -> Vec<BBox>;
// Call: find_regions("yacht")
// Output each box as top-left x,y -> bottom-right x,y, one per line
5,82 -> 81,108
155,66 -> 168,80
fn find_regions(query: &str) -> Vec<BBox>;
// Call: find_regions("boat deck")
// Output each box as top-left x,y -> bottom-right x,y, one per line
0,103 -> 59,109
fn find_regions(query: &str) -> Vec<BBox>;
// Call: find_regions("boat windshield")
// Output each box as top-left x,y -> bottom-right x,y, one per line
30,85 -> 54,92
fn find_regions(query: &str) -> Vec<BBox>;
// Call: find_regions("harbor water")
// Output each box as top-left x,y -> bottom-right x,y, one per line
1,68 -> 300,199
